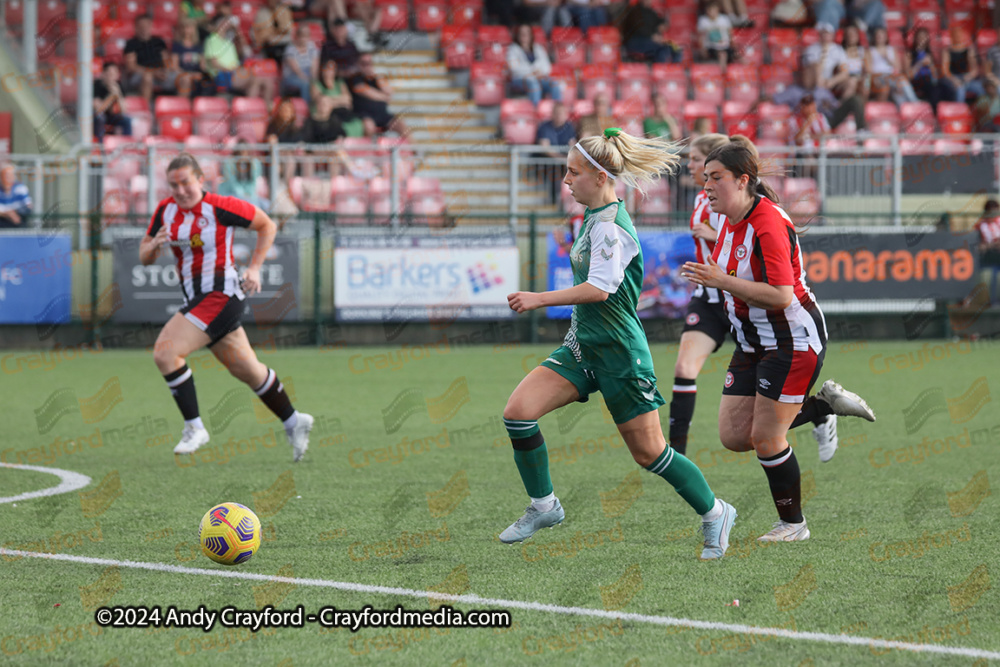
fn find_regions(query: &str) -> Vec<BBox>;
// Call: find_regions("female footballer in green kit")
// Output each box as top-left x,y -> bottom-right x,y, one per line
500,128 -> 737,560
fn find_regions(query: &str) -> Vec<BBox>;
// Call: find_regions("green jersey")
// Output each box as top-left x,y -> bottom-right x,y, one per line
564,200 -> 654,377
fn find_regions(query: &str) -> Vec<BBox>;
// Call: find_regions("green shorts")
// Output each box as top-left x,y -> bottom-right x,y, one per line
541,345 -> 665,424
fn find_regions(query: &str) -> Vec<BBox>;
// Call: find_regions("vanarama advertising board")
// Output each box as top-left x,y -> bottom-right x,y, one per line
333,231 -> 519,321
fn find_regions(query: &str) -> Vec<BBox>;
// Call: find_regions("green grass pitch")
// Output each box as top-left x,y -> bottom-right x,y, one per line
0,339 -> 998,666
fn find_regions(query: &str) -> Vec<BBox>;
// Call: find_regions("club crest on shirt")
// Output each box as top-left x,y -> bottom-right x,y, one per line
735,244 -> 748,260
604,234 -> 619,247
686,312 -> 700,326
724,372 -> 735,388
196,217 -> 209,229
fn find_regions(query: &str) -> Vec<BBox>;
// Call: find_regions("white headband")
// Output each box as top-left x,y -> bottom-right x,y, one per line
574,142 -> 616,180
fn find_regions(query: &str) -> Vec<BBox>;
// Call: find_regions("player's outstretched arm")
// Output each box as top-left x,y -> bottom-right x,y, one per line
507,282 -> 608,313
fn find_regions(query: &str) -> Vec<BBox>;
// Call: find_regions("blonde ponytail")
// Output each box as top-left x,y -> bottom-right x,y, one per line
576,128 -> 681,195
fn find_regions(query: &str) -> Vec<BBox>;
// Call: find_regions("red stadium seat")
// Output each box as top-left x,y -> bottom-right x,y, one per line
158,116 -> 193,141
153,0 -> 181,24
232,97 -> 268,141
450,0 -> 482,27
900,101 -> 935,133
884,10 -> 906,32
369,176 -> 392,219
934,138 -> 984,154
682,101 -> 718,133
100,177 -> 131,223
801,28 -> 820,49
501,98 -> 537,144
415,0 -> 448,32
5,0 -> 23,27
331,176 -> 370,222
587,26 -> 621,65
470,61 -> 504,106
570,98 -> 594,120
304,21 -> 325,45
723,101 -> 758,141
477,25 -> 511,64
612,98 -> 645,136
154,96 -> 193,118
783,178 -> 819,220
862,137 -> 892,151
377,0 -> 409,31
441,25 -> 475,69
937,102 -> 973,134
731,28 -> 764,65
552,27 -> 585,67
122,96 -> 152,139
650,64 -> 687,112
768,29 -> 800,64
536,99 -> 555,121
761,64 -> 794,98
549,63 -> 578,103
977,29 -> 998,51
758,101 -> 792,142
900,138 -> 933,154
103,24 -> 133,62
909,0 -> 938,11
194,98 -> 231,141
231,1 -> 259,36
691,63 -> 724,104
116,0 -> 146,24
638,178 -> 670,216
580,64 -> 615,102
865,102 -> 900,135
617,63 -> 651,106
406,177 -> 446,218
911,12 -> 940,33
724,63 -> 760,103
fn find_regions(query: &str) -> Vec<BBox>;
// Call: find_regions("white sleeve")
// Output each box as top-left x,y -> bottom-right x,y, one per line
586,209 -> 639,294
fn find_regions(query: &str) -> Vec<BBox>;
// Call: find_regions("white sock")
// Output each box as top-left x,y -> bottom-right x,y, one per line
185,417 -> 205,431
701,498 -> 723,522
530,493 -> 557,512
283,411 -> 299,432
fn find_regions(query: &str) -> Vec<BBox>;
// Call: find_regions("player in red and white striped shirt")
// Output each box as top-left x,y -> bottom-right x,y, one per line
681,142 -> 873,542
668,133 -> 731,457
976,199 -> 1000,303
140,153 -> 313,461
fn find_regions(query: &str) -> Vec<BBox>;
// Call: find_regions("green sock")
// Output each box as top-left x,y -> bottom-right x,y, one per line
645,446 -> 715,515
504,418 -> 553,498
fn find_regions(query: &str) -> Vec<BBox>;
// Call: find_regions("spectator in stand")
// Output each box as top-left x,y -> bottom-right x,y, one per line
975,199 -> 1000,303
123,15 -> 176,104
619,0 -> 681,64
773,66 -> 867,133
985,41 -> 1000,83
93,62 -> 133,143
840,24 -> 868,99
312,0 -> 382,43
697,0 -> 735,68
252,0 -> 294,62
940,26 -> 982,103
312,60 -> 365,137
790,93 -> 831,169
219,140 -> 269,211
182,0 -> 213,39
567,0 -> 608,35
266,97 -> 304,181
320,18 -> 360,77
348,53 -> 407,137
213,2 -> 246,45
906,27 -> 940,108
171,19 -> 209,99
0,164 -> 32,229
690,117 -> 712,139
576,92 -> 613,138
516,0 -> 572,37
810,0 -> 886,32
866,26 -> 918,104
205,14 -> 274,99
973,76 -> 1000,132
805,22 -> 859,101
302,95 -> 359,177
536,101 -> 576,201
484,0 -> 514,28
507,24 -> 562,108
283,24 -> 320,103
644,94 -> 681,140
704,0 -> 752,28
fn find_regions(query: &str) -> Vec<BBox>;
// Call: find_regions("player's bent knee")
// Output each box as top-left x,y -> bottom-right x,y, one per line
720,429 -> 753,452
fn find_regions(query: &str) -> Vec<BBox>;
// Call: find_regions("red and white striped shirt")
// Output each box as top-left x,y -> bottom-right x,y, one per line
976,216 -> 1000,245
712,196 -> 826,354
691,190 -> 726,303
146,193 -> 255,304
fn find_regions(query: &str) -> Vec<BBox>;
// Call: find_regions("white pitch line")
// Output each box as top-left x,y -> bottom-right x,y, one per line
2,548 -> 999,661
0,463 -> 91,504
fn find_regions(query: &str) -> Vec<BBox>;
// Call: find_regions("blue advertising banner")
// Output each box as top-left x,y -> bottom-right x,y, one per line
547,228 -> 696,319
0,234 -> 72,324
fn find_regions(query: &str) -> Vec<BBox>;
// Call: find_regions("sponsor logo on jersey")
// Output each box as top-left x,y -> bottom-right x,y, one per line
637,378 -> 657,402
190,233 -> 204,248
735,244 -> 748,260
725,372 -> 735,388
728,269 -> 737,276
759,378 -> 771,389
686,312 -> 700,326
